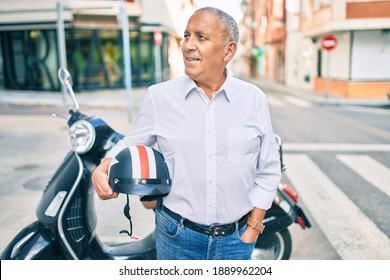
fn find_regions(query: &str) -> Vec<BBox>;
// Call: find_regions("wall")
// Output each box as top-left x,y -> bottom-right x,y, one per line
351,30 -> 390,80
285,0 -> 314,89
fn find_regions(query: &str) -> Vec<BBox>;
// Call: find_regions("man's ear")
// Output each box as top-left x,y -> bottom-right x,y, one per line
224,42 -> 238,62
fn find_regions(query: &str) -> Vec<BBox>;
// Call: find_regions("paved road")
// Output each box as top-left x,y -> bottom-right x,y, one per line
266,91 -> 390,260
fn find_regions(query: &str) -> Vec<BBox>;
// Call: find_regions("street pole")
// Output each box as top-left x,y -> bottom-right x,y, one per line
119,0 -> 133,120
321,34 -> 337,100
56,1 -> 67,102
325,51 -> 330,100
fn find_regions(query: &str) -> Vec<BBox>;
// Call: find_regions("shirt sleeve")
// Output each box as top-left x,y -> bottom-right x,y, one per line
105,91 -> 157,159
250,94 -> 281,210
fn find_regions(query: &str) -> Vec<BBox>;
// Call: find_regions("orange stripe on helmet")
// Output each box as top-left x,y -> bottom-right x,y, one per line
137,146 -> 150,178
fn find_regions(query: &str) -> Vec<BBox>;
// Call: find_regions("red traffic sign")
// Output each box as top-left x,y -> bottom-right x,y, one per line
321,34 -> 337,51
154,29 -> 162,46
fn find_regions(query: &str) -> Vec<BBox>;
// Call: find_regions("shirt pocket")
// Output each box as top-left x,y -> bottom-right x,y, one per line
228,127 -> 259,165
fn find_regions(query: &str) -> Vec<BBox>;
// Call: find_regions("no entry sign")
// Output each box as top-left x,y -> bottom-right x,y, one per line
321,34 -> 337,51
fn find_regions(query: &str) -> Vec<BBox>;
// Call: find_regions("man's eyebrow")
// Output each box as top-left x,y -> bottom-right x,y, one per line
183,30 -> 206,36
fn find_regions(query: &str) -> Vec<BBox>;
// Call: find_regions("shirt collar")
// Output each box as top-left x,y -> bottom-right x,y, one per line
184,69 -> 233,102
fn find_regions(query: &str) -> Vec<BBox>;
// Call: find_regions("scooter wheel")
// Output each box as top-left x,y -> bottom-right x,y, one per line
251,229 -> 292,260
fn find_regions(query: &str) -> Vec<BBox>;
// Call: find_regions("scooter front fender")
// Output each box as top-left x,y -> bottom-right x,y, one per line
1,221 -> 65,260
36,151 -> 97,259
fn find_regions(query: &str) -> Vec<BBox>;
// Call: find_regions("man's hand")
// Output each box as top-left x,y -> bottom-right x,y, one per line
240,226 -> 260,243
240,207 -> 266,243
91,157 -> 119,200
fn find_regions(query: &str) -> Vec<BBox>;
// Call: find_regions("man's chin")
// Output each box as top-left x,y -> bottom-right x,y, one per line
184,69 -> 196,79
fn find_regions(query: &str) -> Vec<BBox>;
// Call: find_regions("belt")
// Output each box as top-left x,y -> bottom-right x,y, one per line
161,205 -> 249,237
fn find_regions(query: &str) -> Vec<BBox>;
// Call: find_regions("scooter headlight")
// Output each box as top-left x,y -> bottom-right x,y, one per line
68,120 -> 96,154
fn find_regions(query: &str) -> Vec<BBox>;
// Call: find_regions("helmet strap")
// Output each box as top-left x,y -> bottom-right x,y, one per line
119,195 -> 137,239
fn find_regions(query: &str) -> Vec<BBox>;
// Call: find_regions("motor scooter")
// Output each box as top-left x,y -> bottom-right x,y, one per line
1,68 -> 310,260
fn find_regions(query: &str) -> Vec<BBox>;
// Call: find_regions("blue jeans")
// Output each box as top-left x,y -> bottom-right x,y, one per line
155,207 -> 256,260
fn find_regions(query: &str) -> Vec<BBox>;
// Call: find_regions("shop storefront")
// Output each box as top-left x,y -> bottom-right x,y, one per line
0,1 -> 170,92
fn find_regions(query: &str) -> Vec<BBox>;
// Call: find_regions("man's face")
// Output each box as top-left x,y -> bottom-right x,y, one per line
182,11 -> 229,85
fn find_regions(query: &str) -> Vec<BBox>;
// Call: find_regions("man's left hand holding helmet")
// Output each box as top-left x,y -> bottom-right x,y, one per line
92,157 -> 118,200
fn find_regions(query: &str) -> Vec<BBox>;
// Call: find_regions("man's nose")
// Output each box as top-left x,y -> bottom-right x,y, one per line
183,37 -> 196,51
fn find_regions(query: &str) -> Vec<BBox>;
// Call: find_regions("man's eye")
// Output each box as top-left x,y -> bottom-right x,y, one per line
183,34 -> 190,40
198,35 -> 206,40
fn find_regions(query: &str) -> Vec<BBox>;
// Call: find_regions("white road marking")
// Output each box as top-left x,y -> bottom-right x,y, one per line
283,96 -> 312,108
266,95 -> 286,107
337,155 -> 390,198
284,154 -> 390,259
284,143 -> 390,152
267,95 -> 313,108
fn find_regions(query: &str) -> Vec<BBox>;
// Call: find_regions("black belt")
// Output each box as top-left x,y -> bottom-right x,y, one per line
161,205 -> 249,237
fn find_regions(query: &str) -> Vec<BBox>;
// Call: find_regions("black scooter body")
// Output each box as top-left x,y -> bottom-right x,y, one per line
1,221 -> 64,260
1,151 -> 93,260
1,149 -> 156,260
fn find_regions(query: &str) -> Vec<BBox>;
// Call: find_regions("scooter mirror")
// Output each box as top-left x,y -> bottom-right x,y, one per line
58,67 -> 73,86
57,67 -> 79,111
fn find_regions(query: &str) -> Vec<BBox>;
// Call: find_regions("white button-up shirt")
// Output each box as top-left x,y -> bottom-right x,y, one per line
107,71 -> 281,225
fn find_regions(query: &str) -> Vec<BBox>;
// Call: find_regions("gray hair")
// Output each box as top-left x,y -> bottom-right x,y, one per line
195,7 -> 239,44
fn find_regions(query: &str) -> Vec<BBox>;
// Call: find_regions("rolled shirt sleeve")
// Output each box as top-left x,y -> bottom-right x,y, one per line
251,96 -> 281,210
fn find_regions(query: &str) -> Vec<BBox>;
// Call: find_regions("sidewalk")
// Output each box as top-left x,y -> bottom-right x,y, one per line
0,87 -> 148,109
253,79 -> 390,108
0,80 -> 389,109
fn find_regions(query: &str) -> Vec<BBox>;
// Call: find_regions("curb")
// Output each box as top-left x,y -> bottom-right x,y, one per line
252,79 -> 390,108
0,88 -> 148,109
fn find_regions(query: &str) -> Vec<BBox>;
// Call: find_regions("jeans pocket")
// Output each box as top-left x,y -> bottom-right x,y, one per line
155,209 -> 180,238
237,225 -> 257,246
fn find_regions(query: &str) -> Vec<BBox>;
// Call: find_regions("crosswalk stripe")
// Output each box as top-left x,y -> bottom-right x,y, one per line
283,96 -> 312,108
336,155 -> 390,198
267,95 -> 313,108
284,154 -> 390,259
266,95 -> 286,107
284,143 -> 390,152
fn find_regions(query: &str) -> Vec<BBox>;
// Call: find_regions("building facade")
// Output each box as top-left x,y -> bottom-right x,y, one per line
241,0 -> 390,99
240,0 -> 286,83
0,0 -> 195,92
301,0 -> 390,98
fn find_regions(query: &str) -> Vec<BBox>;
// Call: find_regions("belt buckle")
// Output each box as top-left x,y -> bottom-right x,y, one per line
212,226 -> 220,237
212,226 -> 228,237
